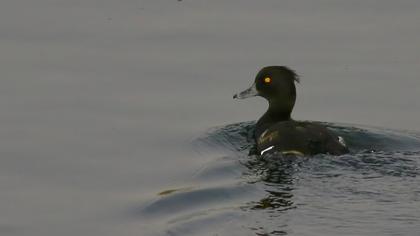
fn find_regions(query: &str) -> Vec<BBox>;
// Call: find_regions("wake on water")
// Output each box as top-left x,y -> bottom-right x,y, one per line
139,122 -> 420,236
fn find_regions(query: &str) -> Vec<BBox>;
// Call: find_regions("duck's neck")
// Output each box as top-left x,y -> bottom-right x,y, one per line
266,100 -> 293,121
255,101 -> 293,138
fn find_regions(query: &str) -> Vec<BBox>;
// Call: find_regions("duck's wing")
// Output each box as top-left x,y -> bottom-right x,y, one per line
304,122 -> 349,155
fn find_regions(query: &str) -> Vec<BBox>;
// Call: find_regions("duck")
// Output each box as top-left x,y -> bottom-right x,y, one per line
233,66 -> 349,156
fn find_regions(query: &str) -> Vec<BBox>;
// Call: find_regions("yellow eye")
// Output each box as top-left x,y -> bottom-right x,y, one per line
264,77 -> 271,83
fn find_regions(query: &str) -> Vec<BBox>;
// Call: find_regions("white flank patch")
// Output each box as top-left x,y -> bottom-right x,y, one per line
260,146 -> 274,155
338,136 -> 347,147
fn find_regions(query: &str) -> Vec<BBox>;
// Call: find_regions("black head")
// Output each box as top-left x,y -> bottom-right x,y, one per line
254,66 -> 299,100
234,66 -> 300,118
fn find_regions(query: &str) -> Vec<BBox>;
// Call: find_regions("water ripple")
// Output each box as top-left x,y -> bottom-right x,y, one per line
139,121 -> 420,235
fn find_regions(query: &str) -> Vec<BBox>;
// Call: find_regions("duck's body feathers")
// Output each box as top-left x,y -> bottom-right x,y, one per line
256,120 -> 348,156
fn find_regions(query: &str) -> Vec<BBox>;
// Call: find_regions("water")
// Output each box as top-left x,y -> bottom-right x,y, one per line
139,122 -> 420,236
1,0 -> 420,235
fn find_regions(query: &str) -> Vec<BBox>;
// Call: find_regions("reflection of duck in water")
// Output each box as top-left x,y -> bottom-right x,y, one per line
234,66 -> 349,156
245,156 -> 297,211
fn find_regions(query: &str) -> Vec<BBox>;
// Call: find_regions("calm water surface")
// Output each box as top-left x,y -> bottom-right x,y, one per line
1,1 -> 420,235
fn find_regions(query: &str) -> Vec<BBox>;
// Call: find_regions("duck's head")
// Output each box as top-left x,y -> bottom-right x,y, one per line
234,66 -> 300,117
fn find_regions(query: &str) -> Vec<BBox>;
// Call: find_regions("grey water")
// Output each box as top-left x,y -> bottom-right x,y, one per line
1,0 -> 420,235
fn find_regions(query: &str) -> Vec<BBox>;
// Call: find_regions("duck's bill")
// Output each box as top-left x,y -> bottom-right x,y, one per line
233,83 -> 258,99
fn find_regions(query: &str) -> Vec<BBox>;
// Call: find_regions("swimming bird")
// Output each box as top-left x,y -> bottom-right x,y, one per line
233,66 -> 349,156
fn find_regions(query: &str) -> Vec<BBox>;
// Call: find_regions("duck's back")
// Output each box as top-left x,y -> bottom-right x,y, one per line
256,121 -> 348,156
